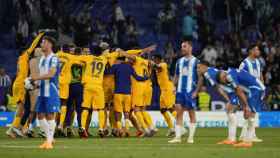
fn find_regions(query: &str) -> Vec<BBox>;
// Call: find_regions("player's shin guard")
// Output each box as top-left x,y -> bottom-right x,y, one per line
162,111 -> 174,129
59,106 -> 67,128
12,116 -> 22,128
135,111 -> 149,132
39,119 -> 49,140
175,125 -> 182,139
246,117 -> 255,143
188,123 -> 196,140
227,113 -> 237,141
81,109 -> 89,129
142,111 -> 155,130
47,120 -> 56,144
98,110 -> 106,129
125,119 -> 130,130
240,120 -> 248,140
171,111 -> 177,118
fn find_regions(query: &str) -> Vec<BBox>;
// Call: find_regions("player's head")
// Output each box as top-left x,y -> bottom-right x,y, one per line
0,67 -> 5,75
216,70 -> 228,84
152,54 -> 162,64
90,43 -> 102,56
69,43 -> 76,54
41,36 -> 56,53
74,47 -> 82,55
197,60 -> 210,74
181,36 -> 192,56
248,43 -> 260,58
61,44 -> 70,53
116,56 -> 126,63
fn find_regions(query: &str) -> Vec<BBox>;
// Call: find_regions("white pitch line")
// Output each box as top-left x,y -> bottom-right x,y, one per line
0,145 -> 192,150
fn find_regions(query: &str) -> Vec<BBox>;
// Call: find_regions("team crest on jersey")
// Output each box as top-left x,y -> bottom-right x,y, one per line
182,67 -> 189,75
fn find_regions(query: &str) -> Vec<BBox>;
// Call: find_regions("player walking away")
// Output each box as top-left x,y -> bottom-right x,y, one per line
152,54 -> 177,137
169,37 -> 203,144
29,36 -> 60,149
197,61 -> 239,145
239,44 -> 263,142
216,68 -> 265,148
109,56 -> 148,137
6,32 -> 45,138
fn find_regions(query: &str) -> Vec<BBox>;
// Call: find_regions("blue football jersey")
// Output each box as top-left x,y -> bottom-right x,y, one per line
226,68 -> 265,92
175,56 -> 199,93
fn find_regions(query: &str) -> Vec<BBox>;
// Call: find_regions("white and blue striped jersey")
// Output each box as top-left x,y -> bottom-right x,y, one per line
38,53 -> 60,97
175,56 -> 199,93
239,57 -> 262,79
226,68 -> 265,93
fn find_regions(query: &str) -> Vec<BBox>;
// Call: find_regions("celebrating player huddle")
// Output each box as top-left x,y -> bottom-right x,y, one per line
6,32 -> 265,149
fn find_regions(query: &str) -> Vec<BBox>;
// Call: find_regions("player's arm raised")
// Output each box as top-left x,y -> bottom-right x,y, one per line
26,32 -> 45,55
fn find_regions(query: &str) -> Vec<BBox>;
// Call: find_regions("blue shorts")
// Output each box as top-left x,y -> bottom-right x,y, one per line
247,89 -> 263,113
228,93 -> 239,106
175,92 -> 197,109
36,96 -> 60,113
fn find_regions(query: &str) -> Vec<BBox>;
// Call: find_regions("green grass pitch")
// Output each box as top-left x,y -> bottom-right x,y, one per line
0,128 -> 279,158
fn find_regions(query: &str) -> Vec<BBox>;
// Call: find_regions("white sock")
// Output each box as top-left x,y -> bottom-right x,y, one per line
188,123 -> 196,140
252,115 -> 257,138
47,120 -> 56,144
240,120 -> 248,139
227,113 -> 237,141
246,117 -> 255,142
28,123 -> 33,131
175,125 -> 182,139
39,119 -> 49,141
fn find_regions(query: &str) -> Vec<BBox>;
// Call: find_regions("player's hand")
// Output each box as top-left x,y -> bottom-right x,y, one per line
142,44 -> 157,53
192,91 -> 198,99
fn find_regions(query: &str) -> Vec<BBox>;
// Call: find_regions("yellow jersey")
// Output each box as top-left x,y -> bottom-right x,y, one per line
13,32 -> 45,87
132,56 -> 151,86
156,62 -> 174,90
103,49 -> 143,87
79,53 -> 117,89
56,51 -> 77,85
13,52 -> 29,87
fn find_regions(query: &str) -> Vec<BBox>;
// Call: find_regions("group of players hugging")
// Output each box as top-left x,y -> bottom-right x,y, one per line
5,31 -> 265,149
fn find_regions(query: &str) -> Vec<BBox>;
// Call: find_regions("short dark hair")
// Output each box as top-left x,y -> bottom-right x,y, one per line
182,36 -> 193,46
62,44 -> 70,53
216,71 -> 223,83
74,47 -> 82,55
199,60 -> 210,66
43,36 -> 56,47
153,54 -> 162,60
117,56 -> 126,61
248,43 -> 258,52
